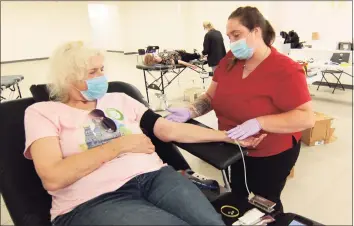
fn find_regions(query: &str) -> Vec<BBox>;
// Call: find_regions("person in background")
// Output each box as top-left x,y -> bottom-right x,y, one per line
24,41 -> 234,225
166,7 -> 315,212
202,21 -> 227,72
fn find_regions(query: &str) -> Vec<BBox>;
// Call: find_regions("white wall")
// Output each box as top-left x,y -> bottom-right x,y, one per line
1,1 -> 352,61
183,1 -> 352,52
119,1 -> 186,53
267,1 -> 352,50
1,1 -> 92,62
182,1 -> 270,52
116,1 -> 270,53
88,2 -> 124,51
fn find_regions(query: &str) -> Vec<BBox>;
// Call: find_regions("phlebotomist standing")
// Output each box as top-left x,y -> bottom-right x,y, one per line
166,7 -> 315,212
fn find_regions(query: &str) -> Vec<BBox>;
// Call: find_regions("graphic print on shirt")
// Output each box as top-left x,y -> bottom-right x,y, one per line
79,108 -> 132,151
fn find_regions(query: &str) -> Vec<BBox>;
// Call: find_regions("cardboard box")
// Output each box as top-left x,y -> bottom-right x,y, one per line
302,112 -> 336,146
184,87 -> 204,103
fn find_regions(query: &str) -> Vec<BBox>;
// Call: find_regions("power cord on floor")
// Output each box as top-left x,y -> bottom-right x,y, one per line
233,141 -> 277,214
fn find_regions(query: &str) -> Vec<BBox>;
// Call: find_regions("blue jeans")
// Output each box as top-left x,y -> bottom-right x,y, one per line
52,166 -> 225,225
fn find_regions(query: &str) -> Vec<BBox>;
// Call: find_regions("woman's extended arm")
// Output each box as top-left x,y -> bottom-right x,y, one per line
257,101 -> 315,133
154,117 -> 267,146
153,117 -> 229,143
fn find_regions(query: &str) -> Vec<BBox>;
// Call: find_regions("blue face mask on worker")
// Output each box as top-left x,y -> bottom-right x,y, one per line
80,75 -> 108,101
230,31 -> 255,60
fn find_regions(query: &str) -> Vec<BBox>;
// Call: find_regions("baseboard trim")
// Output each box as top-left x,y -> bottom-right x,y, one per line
124,52 -> 138,55
1,50 -> 137,64
107,50 -> 124,53
1,57 -> 49,64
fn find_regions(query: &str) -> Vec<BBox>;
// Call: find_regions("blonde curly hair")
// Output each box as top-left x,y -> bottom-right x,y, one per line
203,21 -> 214,30
47,41 -> 104,102
143,54 -> 157,66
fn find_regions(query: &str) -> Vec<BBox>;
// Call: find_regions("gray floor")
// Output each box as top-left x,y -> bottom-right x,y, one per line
1,53 -> 353,225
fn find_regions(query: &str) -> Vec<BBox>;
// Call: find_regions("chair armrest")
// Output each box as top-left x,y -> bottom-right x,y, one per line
173,119 -> 248,170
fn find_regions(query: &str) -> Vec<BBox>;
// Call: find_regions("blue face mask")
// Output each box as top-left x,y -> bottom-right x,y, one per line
80,75 -> 108,101
230,36 -> 254,60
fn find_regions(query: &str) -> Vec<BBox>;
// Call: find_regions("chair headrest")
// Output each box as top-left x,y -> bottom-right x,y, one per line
29,84 -> 51,102
138,49 -> 146,55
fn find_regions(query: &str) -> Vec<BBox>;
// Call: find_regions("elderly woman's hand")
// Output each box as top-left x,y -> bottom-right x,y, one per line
224,132 -> 267,148
110,134 -> 155,155
236,134 -> 267,148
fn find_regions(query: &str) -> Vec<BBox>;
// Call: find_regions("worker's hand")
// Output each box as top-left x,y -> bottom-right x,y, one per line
165,108 -> 192,123
110,134 -> 155,155
226,118 -> 262,140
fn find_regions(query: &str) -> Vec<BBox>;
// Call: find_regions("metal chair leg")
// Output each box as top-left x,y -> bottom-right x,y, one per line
222,169 -> 231,192
317,72 -> 325,91
16,82 -> 22,98
330,72 -> 345,94
143,70 -> 150,103
337,73 -> 345,90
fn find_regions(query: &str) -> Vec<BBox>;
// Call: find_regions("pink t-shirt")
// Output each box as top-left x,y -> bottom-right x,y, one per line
24,93 -> 165,221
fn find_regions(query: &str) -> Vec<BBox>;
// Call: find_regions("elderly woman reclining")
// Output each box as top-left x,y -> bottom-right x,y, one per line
24,41 -> 266,225
23,41 -> 265,225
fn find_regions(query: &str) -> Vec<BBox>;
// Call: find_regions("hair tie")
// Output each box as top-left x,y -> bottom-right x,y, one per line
220,205 -> 240,218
